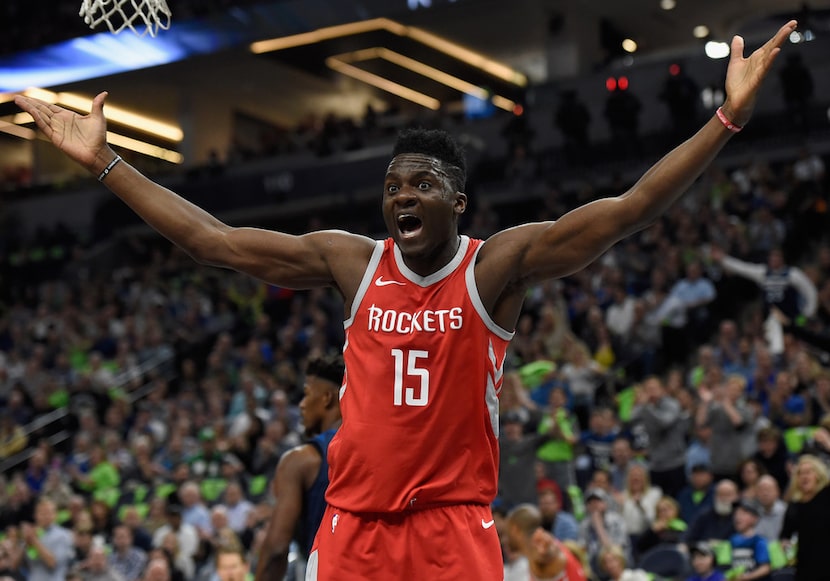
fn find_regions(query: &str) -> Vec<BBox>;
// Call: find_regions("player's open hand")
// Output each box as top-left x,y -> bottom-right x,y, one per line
14,91 -> 110,172
723,20 -> 797,126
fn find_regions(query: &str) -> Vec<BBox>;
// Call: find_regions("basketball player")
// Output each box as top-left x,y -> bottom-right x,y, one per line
15,20 -> 797,580
255,355 -> 344,581
506,503 -> 587,581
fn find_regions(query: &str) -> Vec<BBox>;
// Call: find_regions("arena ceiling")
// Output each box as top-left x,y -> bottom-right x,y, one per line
2,0 -> 829,156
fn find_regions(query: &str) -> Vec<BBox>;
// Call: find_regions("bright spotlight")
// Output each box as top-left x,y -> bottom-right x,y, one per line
704,40 -> 730,59
622,38 -> 638,53
693,25 -> 710,39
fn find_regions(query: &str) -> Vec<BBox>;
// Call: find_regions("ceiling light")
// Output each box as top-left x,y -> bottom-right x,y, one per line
21,88 -> 183,142
0,118 -> 36,140
251,17 -> 528,88
693,25 -> 710,39
328,47 -> 516,111
704,41 -> 730,59
622,39 -> 638,53
7,111 -> 183,163
106,132 -> 183,163
660,0 -> 676,9
325,57 -> 441,110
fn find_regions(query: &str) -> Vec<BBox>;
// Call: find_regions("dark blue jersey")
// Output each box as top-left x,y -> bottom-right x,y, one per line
297,427 -> 338,557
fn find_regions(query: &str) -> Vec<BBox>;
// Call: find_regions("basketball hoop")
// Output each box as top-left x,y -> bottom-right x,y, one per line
79,0 -> 172,37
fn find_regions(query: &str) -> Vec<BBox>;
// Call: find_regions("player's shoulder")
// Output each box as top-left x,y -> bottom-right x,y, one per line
276,443 -> 323,474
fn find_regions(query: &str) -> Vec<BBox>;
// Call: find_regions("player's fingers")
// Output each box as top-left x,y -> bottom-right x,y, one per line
91,91 -> 109,117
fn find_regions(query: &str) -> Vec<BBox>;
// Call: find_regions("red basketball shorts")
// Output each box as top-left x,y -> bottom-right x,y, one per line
306,503 -> 503,580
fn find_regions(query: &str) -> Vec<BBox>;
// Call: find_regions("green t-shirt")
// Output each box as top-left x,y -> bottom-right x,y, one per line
536,409 -> 575,462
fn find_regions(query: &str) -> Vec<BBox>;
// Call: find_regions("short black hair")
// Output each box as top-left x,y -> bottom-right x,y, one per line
306,353 -> 345,388
392,128 -> 466,192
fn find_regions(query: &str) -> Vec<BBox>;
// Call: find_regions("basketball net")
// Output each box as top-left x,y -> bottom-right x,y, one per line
79,0 -> 172,37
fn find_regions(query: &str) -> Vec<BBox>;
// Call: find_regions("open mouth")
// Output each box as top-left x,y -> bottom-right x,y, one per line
397,214 -> 423,238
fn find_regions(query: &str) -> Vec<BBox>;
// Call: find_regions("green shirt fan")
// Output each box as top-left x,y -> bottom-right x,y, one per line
79,0 -> 172,37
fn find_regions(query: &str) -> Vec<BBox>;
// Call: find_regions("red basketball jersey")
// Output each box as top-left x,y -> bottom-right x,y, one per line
326,236 -> 513,513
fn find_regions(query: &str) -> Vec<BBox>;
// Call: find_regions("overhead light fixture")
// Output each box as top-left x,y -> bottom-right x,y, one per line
660,0 -> 676,9
0,118 -> 36,140
622,39 -> 638,53
7,112 -> 183,163
20,88 -> 183,142
325,57 -> 441,110
704,40 -> 730,59
251,17 -> 528,88
327,47 -> 516,112
693,25 -> 710,39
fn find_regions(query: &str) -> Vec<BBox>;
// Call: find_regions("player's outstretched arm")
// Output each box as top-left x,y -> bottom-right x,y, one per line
488,20 -> 797,285
14,92 -> 374,290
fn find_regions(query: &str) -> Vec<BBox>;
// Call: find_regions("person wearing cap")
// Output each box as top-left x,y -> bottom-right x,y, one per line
677,463 -> 715,525
579,488 -> 630,565
717,498 -> 771,581
687,543 -> 725,581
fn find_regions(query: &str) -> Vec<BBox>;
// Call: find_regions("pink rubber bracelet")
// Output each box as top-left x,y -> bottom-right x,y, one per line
716,107 -> 742,133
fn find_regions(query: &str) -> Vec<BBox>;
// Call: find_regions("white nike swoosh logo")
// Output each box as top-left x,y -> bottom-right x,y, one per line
375,276 -> 406,287
481,519 -> 495,529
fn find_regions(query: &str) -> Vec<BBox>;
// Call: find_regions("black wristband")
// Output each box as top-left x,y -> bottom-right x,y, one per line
98,155 -> 123,181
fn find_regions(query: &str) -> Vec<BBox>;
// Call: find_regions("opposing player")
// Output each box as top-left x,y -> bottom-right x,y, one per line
15,19 -> 797,580
255,355 -> 344,581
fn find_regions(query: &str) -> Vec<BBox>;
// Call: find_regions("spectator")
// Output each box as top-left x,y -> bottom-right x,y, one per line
609,436 -> 638,493
579,488 -> 630,565
537,485 -> 580,543
554,90 -> 591,165
10,498 -> 74,581
151,501 -> 198,580
659,63 -> 700,138
598,544 -> 650,581
110,524 -> 148,581
76,544 -> 126,581
686,542 -> 726,581
535,386 -> 579,493
214,545 -> 250,581
751,427 -> 790,492
218,482 -> 253,535
604,86 -> 642,153
630,376 -> 688,497
696,375 -> 753,481
780,455 -> 830,581
619,462 -> 662,543
722,499 -> 771,581
737,458 -> 767,500
500,411 -> 555,509
636,496 -> 687,556
778,53 -> 814,131
711,247 -> 817,354
754,475 -> 786,543
684,480 -> 738,546
677,463 -> 716,525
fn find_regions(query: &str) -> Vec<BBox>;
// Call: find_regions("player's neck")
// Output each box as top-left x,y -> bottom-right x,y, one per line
321,417 -> 342,433
399,234 -> 462,277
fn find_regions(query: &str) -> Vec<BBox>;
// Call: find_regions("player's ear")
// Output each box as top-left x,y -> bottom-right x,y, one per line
324,388 -> 337,409
454,191 -> 467,215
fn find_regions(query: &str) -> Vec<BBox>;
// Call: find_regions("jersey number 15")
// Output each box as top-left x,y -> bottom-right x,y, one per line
391,349 -> 430,407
